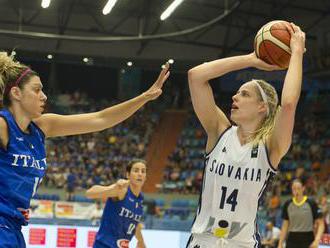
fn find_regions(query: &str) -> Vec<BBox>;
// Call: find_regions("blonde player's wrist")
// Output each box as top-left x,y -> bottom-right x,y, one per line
244,53 -> 258,67
291,49 -> 304,57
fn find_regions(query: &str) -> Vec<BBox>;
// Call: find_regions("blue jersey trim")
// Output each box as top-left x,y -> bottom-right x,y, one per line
254,171 -> 275,247
264,143 -> 277,172
31,121 -> 45,140
205,125 -> 232,157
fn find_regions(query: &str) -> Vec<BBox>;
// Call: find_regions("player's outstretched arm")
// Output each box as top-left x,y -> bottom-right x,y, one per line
268,23 -> 305,167
34,63 -> 170,138
86,179 -> 129,200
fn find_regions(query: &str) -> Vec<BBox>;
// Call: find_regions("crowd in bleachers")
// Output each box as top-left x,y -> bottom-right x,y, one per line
43,91 -> 162,200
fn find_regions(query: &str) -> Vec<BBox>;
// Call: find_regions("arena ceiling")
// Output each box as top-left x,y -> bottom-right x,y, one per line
0,0 -> 329,72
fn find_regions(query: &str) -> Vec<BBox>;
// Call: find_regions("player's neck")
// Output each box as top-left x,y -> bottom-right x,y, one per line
130,184 -> 142,197
237,124 -> 258,145
8,106 -> 31,133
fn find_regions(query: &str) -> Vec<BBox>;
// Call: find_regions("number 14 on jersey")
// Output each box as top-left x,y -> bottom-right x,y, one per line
219,186 -> 238,212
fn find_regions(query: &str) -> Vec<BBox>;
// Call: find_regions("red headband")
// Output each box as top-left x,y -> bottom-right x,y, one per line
4,68 -> 31,97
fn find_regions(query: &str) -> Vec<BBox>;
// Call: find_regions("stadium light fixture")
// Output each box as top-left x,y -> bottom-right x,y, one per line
41,0 -> 51,9
160,0 -> 185,21
102,0 -> 118,15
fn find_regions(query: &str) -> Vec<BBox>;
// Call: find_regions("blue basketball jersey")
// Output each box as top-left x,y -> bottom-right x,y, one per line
0,109 -> 47,227
94,187 -> 144,248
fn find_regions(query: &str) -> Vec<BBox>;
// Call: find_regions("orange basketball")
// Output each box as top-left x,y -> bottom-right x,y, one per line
254,20 -> 291,68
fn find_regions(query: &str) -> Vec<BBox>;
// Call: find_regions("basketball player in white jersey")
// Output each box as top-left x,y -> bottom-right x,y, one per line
186,23 -> 305,248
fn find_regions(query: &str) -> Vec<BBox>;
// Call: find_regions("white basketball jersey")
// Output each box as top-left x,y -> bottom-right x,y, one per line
191,126 -> 277,247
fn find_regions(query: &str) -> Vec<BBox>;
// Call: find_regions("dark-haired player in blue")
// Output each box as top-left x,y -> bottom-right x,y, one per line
0,51 -> 169,247
86,159 -> 147,248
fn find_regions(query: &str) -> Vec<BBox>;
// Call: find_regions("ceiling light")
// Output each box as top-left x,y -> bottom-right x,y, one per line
160,0 -> 184,21
41,0 -> 51,9
102,0 -> 118,15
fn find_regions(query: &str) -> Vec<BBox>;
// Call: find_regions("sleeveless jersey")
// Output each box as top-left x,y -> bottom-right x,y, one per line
95,186 -> 144,248
0,109 -> 46,227
191,126 -> 277,247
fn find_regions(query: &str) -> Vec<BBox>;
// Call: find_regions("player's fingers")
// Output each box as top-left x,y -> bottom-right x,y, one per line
158,63 -> 169,80
290,22 -> 300,32
154,66 -> 168,88
160,71 -> 170,86
296,25 -> 302,32
285,23 -> 294,34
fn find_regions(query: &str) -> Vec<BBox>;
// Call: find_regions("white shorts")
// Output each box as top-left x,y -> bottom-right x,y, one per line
186,234 -> 259,248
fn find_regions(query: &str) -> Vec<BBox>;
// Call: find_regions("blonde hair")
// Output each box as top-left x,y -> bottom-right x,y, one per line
250,79 -> 279,145
0,51 -> 36,107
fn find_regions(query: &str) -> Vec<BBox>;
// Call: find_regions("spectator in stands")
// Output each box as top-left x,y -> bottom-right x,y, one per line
293,166 -> 308,183
319,194 -> 329,234
268,189 -> 281,210
91,201 -> 103,226
262,221 -> 280,248
86,159 -> 147,248
278,179 -> 324,248
186,23 -> 305,248
66,168 -> 76,201
0,50 -> 169,248
267,189 -> 281,224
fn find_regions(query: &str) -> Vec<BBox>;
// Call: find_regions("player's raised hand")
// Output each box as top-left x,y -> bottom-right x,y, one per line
142,63 -> 170,101
287,22 -> 306,55
115,179 -> 130,190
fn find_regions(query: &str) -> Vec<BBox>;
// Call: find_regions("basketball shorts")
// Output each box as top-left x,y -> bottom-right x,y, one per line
0,217 -> 25,248
186,233 -> 260,248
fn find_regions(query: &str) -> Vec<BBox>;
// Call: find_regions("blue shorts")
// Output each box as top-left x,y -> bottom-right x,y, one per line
0,225 -> 25,248
93,239 -> 130,248
0,216 -> 26,248
93,240 -> 111,248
